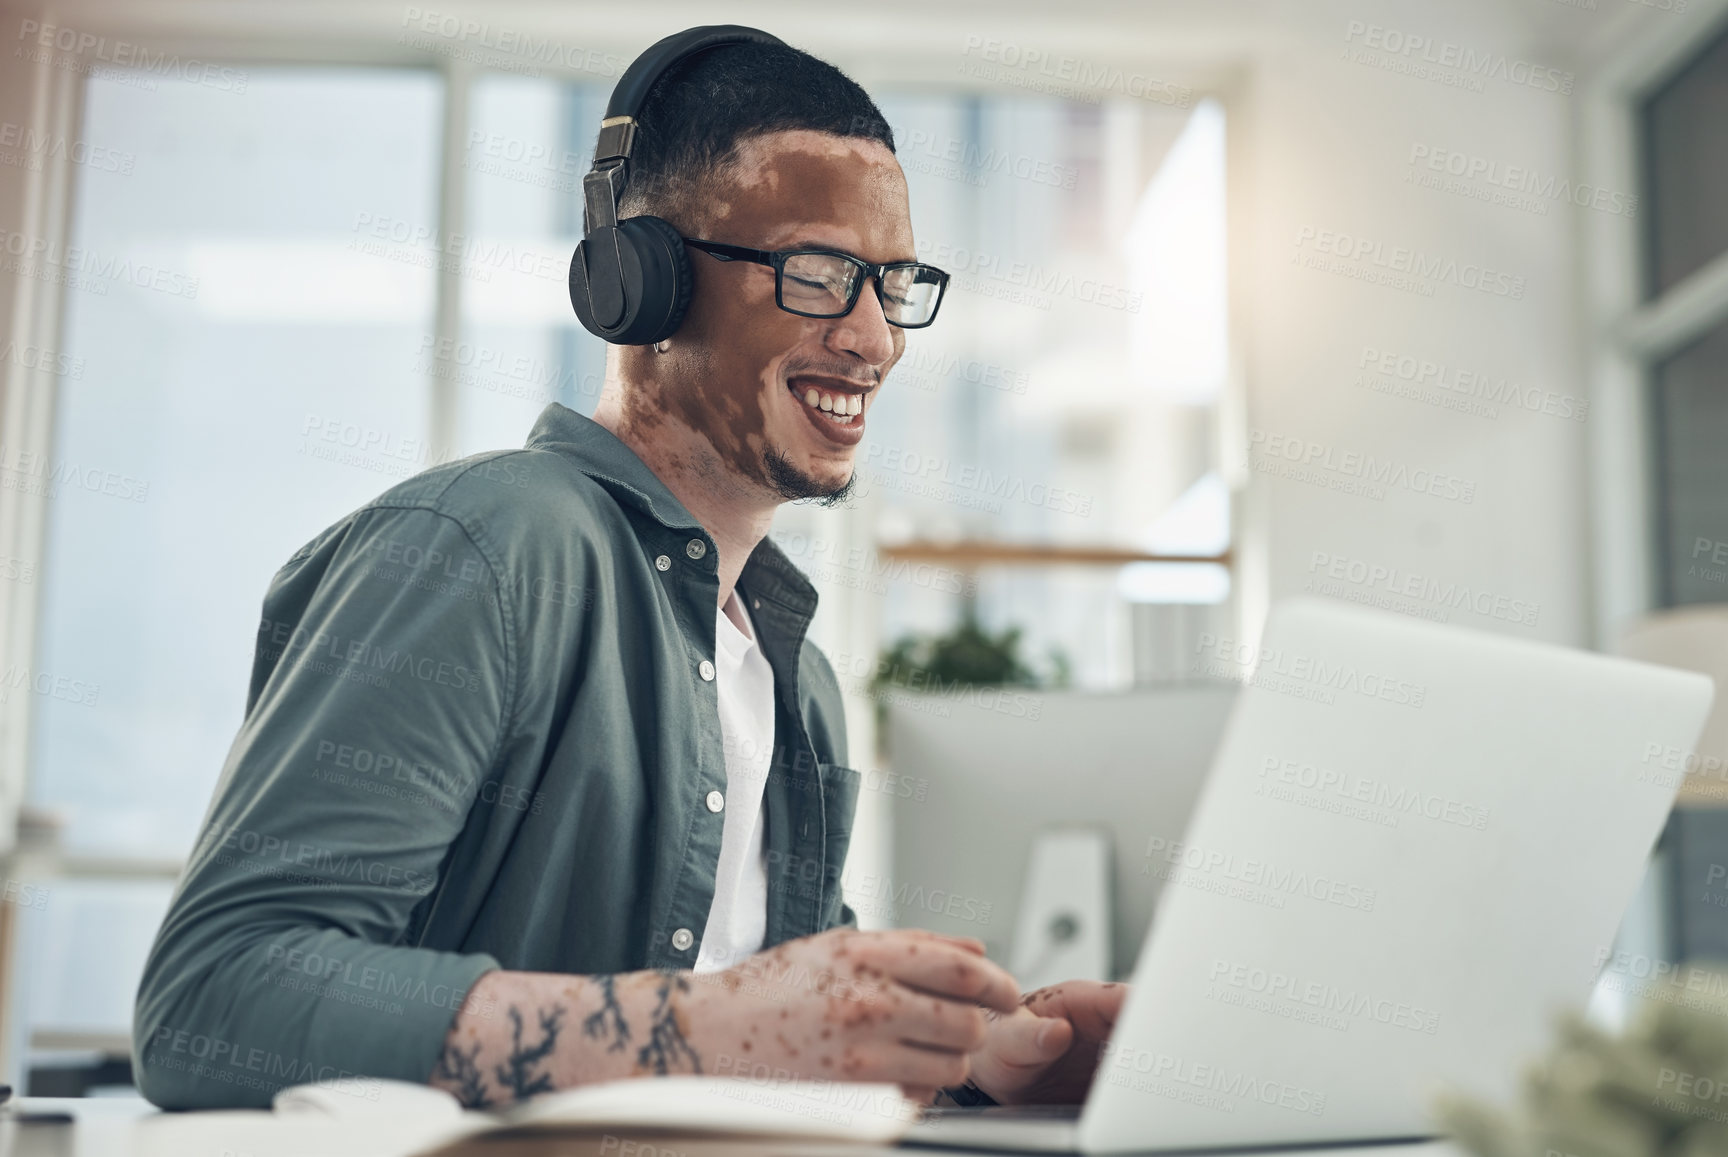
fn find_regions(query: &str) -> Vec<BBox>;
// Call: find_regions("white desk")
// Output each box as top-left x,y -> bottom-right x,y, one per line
0,1097 -> 1468,1157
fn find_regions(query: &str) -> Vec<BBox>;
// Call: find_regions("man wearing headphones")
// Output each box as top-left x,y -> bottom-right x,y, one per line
133,27 -> 1121,1111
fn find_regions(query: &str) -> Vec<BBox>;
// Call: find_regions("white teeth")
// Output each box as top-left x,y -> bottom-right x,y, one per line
792,383 -> 866,423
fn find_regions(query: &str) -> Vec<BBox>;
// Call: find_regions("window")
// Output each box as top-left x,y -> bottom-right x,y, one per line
453,75 -> 607,450
12,65 -> 443,1085
1640,21 -> 1728,612
852,93 -> 1230,690
1641,26 -> 1728,298
1599,16 -> 1728,1017
1652,320 -> 1728,606
31,68 -> 443,858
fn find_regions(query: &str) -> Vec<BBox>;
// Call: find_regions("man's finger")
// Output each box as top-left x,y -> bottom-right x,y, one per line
887,988 -> 991,1053
986,1009 -> 1076,1067
901,1084 -> 939,1107
887,928 -> 988,956
874,942 -> 1020,1012
1022,981 -> 1128,1038
885,1041 -> 972,1091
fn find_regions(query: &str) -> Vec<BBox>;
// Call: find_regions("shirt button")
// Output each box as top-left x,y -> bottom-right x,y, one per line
655,554 -> 671,572
686,539 -> 707,560
671,928 -> 694,951
705,790 -> 725,813
752,598 -> 761,610
699,660 -> 715,681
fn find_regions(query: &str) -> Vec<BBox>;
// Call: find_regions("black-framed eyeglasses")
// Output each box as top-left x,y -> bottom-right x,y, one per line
682,237 -> 950,329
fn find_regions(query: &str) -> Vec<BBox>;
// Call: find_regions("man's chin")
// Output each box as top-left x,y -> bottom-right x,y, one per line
765,449 -> 855,507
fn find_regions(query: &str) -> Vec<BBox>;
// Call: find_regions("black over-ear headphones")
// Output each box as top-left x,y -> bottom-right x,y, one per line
568,25 -> 787,346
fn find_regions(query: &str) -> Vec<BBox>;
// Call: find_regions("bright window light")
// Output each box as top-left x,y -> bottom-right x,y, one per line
1124,98 -> 1227,403
1118,472 -> 1232,604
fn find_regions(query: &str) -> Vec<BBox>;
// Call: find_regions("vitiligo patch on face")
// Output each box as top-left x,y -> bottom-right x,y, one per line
646,130 -> 914,496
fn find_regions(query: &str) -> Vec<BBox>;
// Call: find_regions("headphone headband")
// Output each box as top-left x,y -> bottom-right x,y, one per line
584,25 -> 786,235
605,25 -> 786,122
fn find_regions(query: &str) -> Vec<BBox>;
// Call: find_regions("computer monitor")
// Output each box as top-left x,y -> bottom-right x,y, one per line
885,684 -> 1237,979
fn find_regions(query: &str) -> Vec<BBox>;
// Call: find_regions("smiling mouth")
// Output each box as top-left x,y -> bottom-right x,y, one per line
787,376 -> 870,426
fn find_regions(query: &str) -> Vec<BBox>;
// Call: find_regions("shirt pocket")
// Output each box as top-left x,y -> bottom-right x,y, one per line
816,761 -> 862,929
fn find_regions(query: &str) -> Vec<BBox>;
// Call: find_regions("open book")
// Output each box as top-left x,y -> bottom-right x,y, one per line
487,1074 -> 920,1141
136,1075 -> 920,1156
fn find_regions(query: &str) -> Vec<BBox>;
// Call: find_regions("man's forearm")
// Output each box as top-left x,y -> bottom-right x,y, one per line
430,968 -> 702,1107
430,930 -> 1024,1109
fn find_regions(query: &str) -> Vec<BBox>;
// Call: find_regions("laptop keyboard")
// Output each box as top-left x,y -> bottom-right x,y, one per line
921,1105 -> 1083,1122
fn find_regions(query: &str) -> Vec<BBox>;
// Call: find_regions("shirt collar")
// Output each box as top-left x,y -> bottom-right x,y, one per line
524,403 -> 704,531
523,403 -> 819,618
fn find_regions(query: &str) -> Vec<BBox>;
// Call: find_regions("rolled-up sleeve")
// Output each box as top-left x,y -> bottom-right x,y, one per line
133,503 -> 514,1109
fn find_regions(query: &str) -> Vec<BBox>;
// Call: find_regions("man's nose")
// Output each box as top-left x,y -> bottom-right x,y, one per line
828,277 -> 897,366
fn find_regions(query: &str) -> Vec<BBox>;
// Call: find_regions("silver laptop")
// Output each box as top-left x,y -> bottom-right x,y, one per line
910,597 -> 1714,1154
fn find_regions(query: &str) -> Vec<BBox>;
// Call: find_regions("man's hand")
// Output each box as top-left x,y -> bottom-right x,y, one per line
685,928 -> 1021,1103
965,980 -> 1127,1105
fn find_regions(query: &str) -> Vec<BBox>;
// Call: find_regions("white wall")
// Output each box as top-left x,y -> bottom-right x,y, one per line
1235,0 -> 1597,653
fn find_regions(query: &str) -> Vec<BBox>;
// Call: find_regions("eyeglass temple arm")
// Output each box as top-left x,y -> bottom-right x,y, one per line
683,239 -> 774,265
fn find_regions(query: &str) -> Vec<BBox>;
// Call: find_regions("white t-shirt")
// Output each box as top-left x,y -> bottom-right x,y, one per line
693,592 -> 777,974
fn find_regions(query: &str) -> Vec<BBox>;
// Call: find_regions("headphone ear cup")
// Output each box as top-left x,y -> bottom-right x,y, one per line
615,215 -> 693,346
568,215 -> 693,346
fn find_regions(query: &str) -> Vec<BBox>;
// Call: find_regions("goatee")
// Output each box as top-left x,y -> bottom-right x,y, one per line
765,449 -> 855,507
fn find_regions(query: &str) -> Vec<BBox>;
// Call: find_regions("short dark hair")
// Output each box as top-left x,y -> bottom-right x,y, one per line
616,39 -> 896,226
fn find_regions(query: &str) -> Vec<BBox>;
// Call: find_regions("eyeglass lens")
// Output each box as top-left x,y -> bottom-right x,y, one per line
780,253 -> 942,325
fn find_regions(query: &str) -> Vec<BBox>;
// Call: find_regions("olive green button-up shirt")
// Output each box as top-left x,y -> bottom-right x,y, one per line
132,403 -> 859,1109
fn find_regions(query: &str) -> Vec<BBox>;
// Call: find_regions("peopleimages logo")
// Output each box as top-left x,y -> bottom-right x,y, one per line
1207,958 -> 1442,1035
145,1025 -> 382,1098
0,229 -> 200,299
0,442 -> 149,502
860,443 -> 1093,517
1257,755 -> 1491,831
1194,631 -> 1428,708
0,338 -> 84,380
1106,1044 -> 1327,1115
898,128 -> 1077,190
209,826 -> 434,894
1357,346 -> 1585,423
0,663 -> 100,708
1246,428 -> 1477,506
957,36 -> 1194,107
256,615 -> 487,695
894,346 -> 1029,395
1305,550 -> 1541,628
1341,21 -> 1575,95
398,8 -> 629,77
1140,836 -> 1378,912
1292,227 -> 1527,301
1406,145 -> 1636,218
16,18 -> 249,93
0,120 -> 134,174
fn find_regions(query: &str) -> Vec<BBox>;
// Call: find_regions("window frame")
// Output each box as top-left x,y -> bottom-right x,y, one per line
1579,0 -> 1728,644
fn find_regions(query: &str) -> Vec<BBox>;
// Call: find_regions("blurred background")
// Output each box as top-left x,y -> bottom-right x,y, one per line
0,0 -> 1723,1098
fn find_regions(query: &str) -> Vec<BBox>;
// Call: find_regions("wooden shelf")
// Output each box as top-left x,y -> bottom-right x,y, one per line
876,540 -> 1232,568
